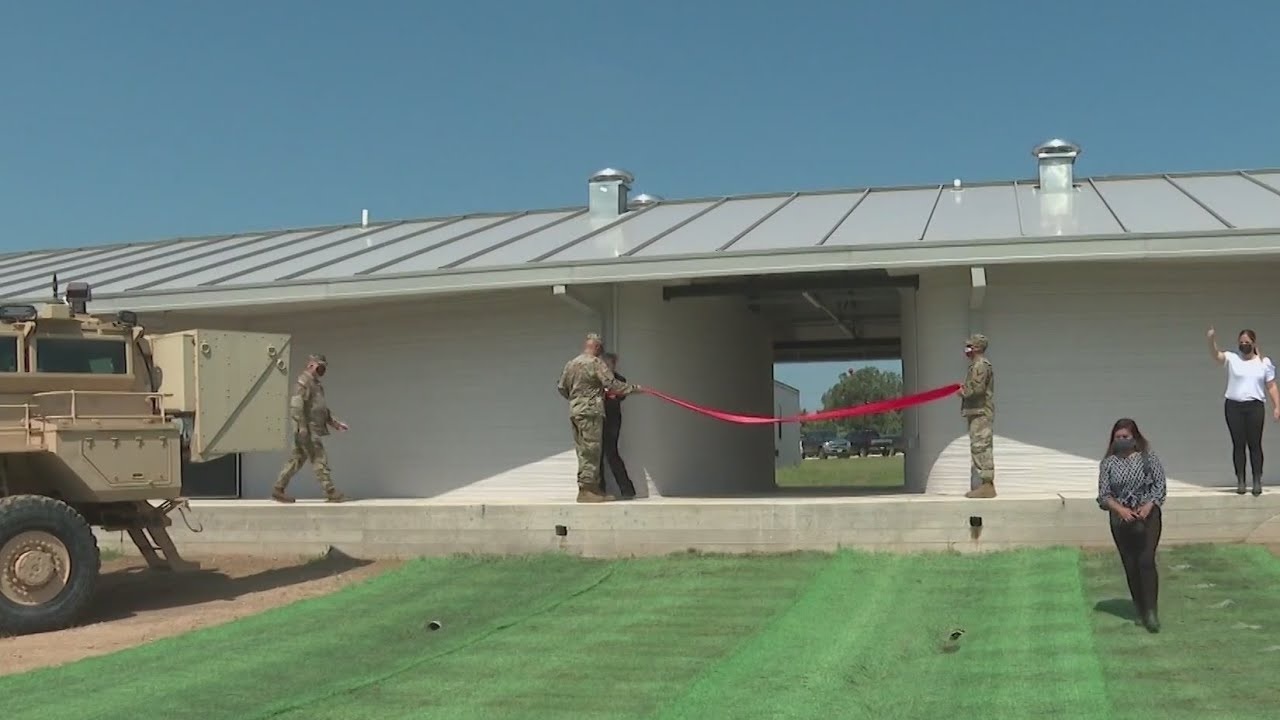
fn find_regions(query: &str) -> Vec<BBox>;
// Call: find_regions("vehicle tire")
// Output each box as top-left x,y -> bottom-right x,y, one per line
0,494 -> 100,636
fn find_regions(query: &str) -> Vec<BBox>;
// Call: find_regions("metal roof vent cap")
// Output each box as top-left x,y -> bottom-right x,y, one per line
628,193 -> 662,209
1032,139 -> 1081,193
588,168 -> 634,219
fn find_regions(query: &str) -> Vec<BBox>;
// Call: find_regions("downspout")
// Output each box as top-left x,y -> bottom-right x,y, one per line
608,284 -> 621,354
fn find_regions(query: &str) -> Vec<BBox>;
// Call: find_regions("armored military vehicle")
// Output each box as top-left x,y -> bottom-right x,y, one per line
0,281 -> 290,636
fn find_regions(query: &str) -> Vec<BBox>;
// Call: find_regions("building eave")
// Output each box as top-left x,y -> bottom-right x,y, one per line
65,228 -> 1280,314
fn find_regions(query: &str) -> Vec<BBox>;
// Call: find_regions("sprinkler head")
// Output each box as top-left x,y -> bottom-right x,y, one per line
426,620 -> 442,631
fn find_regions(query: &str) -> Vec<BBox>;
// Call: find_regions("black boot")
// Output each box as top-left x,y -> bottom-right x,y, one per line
1253,477 -> 1263,496
1237,475 -> 1247,495
1142,609 -> 1160,633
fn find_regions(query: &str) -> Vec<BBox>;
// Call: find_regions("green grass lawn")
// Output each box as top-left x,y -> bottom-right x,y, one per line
776,454 -> 905,488
4,545 -> 1279,720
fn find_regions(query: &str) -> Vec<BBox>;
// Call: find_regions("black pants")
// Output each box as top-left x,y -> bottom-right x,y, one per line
599,421 -> 635,497
1224,398 -> 1265,479
1110,505 -> 1162,618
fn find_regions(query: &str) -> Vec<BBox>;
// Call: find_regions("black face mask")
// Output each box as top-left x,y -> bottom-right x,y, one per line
315,365 -> 327,377
1112,438 -> 1136,453
1240,344 -> 1254,356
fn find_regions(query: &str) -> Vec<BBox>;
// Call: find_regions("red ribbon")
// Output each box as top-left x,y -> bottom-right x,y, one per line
641,383 -> 961,425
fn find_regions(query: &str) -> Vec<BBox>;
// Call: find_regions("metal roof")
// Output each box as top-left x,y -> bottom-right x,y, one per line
5,168 -> 1280,312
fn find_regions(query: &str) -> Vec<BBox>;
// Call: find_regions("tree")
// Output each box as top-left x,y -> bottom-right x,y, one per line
802,367 -> 904,437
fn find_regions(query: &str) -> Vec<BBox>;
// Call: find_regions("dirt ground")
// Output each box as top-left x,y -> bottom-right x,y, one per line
1,550 -> 400,676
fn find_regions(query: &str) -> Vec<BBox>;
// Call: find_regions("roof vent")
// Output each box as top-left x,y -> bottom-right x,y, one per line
1033,139 -> 1081,193
588,168 -> 634,220
628,193 -> 662,209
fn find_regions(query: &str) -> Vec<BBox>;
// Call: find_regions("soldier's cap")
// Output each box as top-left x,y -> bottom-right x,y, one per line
585,333 -> 603,345
965,334 -> 988,351
308,353 -> 328,365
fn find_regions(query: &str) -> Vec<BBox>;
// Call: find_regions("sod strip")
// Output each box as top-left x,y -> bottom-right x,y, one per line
268,553 -> 833,720
1082,544 -> 1280,720
0,555 -> 614,720
868,548 -> 1111,719
655,548 -> 1111,720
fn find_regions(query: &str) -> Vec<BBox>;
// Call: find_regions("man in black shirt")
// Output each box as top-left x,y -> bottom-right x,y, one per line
599,352 -> 637,499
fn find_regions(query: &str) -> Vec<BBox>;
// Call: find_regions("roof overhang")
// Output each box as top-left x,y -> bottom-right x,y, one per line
55,229 -> 1280,314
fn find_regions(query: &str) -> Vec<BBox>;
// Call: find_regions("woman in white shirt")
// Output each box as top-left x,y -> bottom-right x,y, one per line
1208,327 -> 1280,496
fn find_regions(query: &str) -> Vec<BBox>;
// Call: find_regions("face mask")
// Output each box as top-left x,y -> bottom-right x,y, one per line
315,365 -> 327,377
1112,438 -> 1135,453
964,347 -> 974,358
1240,344 -> 1254,356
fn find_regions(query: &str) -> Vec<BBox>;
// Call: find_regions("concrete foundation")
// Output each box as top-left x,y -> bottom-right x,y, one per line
97,490 -> 1280,560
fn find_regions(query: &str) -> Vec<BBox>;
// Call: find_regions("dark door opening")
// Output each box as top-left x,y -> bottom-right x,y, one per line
181,453 -> 241,499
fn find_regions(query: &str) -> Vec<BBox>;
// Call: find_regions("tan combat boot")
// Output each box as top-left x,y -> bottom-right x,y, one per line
271,487 -> 296,503
325,491 -> 349,503
576,488 -> 612,503
965,482 -> 997,499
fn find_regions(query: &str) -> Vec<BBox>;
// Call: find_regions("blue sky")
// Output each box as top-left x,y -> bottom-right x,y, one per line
3,1 -> 1279,407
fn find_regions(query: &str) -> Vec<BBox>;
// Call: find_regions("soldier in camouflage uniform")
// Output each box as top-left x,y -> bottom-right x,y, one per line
557,334 -> 640,503
959,334 -> 996,498
272,354 -> 349,503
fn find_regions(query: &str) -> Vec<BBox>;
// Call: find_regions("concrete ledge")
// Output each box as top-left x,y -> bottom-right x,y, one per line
95,492 -> 1280,560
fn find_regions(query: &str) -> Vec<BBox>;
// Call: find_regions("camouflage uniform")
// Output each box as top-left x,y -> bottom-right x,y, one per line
960,334 -> 996,498
557,335 -> 638,502
274,354 -> 346,502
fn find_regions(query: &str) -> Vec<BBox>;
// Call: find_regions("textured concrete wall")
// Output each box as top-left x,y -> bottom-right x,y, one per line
99,493 -> 1280,560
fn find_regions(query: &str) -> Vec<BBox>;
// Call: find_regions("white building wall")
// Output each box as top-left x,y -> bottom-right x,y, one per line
914,260 -> 1280,495
145,281 -> 775,501
616,283 -> 776,496
216,289 -> 596,500
773,381 -> 802,468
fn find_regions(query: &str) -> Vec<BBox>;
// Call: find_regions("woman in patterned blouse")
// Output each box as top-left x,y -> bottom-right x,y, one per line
1097,418 -> 1167,633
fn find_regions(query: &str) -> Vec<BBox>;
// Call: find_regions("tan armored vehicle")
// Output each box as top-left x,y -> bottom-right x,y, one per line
0,281 -> 290,636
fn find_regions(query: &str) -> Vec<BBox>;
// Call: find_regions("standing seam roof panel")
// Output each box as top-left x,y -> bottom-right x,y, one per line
0,250 -> 75,274
441,211 -> 627,269
0,243 -> 135,281
1090,178 -> 1226,233
729,193 -> 865,251
146,226 -> 373,290
1244,172 -> 1280,198
34,235 -> 267,295
629,196 -> 792,257
1169,175 -> 1280,229
0,238 -> 191,290
358,212 -> 576,274
923,185 -> 1024,242
223,220 -> 444,285
92,232 -> 295,292
125,230 -> 337,291
298,215 -> 517,278
540,202 -> 718,262
824,188 -> 939,246
1014,184 -> 1125,237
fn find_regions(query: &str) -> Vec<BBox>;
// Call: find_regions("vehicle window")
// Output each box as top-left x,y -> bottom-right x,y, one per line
0,336 -> 17,372
35,338 -> 128,374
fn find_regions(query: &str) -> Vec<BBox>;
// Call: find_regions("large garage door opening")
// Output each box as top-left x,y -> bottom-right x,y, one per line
662,270 -> 916,495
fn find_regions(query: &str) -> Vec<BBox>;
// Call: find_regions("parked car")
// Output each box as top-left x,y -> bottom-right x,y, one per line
801,432 -> 835,459
871,434 -> 905,456
845,430 -> 882,457
819,438 -> 853,459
